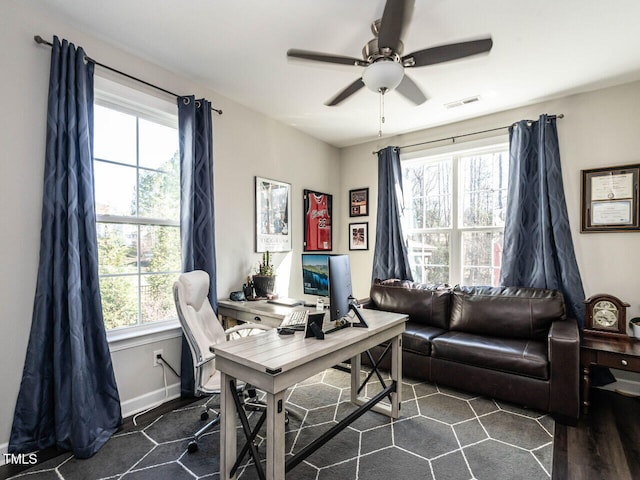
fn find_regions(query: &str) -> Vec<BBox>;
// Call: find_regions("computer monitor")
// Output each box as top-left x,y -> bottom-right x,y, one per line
302,253 -> 330,297
328,254 -> 368,328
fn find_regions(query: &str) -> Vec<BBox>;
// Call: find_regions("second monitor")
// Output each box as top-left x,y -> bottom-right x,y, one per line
328,254 -> 368,328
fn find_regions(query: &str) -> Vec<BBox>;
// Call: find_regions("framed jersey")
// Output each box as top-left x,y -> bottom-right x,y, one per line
303,189 -> 333,251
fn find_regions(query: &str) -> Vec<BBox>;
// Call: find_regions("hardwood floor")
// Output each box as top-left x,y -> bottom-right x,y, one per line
553,388 -> 640,479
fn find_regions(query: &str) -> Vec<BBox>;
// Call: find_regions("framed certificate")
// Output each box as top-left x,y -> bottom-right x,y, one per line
581,164 -> 640,232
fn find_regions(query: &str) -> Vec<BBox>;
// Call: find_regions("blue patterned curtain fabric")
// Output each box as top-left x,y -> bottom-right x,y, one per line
178,96 -> 217,396
9,37 -> 122,458
500,115 -> 586,327
371,146 -> 414,282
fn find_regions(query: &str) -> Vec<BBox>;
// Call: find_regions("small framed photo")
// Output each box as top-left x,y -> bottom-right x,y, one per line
581,164 -> 640,232
349,222 -> 369,250
349,187 -> 369,217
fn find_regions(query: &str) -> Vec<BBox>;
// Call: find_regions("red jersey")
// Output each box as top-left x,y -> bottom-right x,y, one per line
306,193 -> 331,250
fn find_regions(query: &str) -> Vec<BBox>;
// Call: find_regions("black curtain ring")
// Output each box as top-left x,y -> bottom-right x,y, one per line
182,97 -> 191,105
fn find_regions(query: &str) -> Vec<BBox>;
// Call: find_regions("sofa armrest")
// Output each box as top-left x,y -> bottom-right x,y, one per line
548,318 -> 580,422
359,297 -> 373,309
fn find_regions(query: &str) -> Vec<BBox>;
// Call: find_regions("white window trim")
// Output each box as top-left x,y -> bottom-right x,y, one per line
107,320 -> 181,352
94,74 -> 181,344
401,136 -> 509,285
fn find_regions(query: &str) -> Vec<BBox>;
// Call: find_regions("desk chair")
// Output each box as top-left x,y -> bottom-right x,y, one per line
174,270 -> 270,453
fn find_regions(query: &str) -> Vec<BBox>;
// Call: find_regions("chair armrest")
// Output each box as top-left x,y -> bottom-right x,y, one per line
225,323 -> 271,339
548,317 -> 580,422
195,355 -> 215,368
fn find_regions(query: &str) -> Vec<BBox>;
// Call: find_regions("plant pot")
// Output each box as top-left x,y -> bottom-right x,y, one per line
253,275 -> 275,298
630,318 -> 640,339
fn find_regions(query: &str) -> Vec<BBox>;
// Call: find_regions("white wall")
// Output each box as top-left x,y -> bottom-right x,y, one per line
340,81 -> 640,324
0,0 -> 339,454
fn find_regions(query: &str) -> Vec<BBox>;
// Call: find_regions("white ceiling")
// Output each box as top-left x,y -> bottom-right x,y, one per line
22,0 -> 640,148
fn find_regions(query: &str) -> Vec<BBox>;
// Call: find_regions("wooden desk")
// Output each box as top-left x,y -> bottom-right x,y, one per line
212,309 -> 407,480
580,335 -> 640,415
217,298 -> 307,329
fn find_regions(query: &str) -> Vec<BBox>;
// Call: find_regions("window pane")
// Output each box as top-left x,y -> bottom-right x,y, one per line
403,159 -> 452,229
97,223 -> 138,274
94,161 -> 136,216
138,165 -> 180,220
139,118 -> 179,170
100,275 -> 138,330
141,274 -> 178,324
140,225 -> 181,273
461,231 -> 503,286
460,152 -> 509,227
95,101 -> 181,331
407,232 -> 450,285
94,105 -> 137,165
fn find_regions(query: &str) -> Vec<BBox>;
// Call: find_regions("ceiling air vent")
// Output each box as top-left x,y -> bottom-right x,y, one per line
444,95 -> 480,109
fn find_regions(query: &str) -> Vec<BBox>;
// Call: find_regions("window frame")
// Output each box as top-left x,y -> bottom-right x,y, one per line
401,136 -> 509,286
94,76 -> 181,341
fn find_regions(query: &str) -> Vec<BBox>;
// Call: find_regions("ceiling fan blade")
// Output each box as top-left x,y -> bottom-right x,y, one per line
287,49 -> 366,67
325,78 -> 365,106
395,74 -> 428,105
403,38 -> 493,67
378,0 -> 414,51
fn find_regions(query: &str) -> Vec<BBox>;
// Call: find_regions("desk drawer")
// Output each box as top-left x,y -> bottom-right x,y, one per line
597,351 -> 640,371
233,310 -> 282,328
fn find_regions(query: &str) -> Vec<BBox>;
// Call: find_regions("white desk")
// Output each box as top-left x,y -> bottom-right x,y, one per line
212,309 -> 407,480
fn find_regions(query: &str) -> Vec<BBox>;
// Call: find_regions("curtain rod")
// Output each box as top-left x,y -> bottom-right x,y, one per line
34,35 -> 223,115
372,113 -> 564,155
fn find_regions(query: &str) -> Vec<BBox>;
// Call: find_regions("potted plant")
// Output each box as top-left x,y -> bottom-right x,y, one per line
253,251 -> 276,298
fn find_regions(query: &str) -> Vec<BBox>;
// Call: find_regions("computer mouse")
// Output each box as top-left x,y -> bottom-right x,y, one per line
277,327 -> 296,335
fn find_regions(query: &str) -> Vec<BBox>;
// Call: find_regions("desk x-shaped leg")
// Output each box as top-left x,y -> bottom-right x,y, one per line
228,379 -> 267,480
358,344 -> 393,403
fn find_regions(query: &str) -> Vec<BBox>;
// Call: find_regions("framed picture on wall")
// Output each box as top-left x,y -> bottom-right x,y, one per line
349,222 -> 369,250
349,187 -> 369,217
255,176 -> 292,252
303,189 -> 332,251
580,164 -> 640,232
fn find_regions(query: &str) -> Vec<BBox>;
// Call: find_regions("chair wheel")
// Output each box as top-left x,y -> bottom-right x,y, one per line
201,411 -> 209,421
188,441 -> 199,453
285,415 -> 290,425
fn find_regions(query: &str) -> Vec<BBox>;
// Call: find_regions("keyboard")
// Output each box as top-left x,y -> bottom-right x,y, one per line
280,309 -> 309,331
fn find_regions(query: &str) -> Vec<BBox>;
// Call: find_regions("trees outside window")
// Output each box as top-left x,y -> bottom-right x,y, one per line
94,103 -> 180,331
401,142 -> 508,286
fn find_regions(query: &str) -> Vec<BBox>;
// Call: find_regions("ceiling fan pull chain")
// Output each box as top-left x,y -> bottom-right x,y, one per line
378,90 -> 385,137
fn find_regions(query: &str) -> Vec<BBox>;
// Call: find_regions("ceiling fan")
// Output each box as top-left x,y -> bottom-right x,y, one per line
287,0 -> 493,107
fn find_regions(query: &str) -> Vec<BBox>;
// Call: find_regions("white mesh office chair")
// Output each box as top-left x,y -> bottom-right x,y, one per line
173,270 -> 270,453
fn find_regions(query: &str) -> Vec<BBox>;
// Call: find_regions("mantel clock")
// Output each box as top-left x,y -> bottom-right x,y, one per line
583,294 -> 630,339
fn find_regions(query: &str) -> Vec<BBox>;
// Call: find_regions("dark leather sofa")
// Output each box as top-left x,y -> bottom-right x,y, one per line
362,279 -> 580,424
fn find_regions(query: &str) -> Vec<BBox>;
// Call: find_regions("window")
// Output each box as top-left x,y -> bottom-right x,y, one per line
93,85 -> 181,332
402,140 -> 509,286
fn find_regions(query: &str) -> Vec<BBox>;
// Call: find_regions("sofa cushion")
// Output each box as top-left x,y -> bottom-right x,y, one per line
450,286 -> 565,340
431,331 -> 549,380
403,323 -> 446,356
370,279 -> 451,329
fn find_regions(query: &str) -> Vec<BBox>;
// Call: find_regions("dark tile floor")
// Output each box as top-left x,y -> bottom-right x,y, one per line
5,368 -> 554,479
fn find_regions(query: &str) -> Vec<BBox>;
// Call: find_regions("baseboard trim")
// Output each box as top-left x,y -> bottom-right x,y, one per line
121,382 -> 182,418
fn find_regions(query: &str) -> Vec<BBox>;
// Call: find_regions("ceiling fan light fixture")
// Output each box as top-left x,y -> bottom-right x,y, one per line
362,60 -> 404,93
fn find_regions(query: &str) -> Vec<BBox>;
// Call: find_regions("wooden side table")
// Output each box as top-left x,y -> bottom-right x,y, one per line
580,335 -> 640,415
